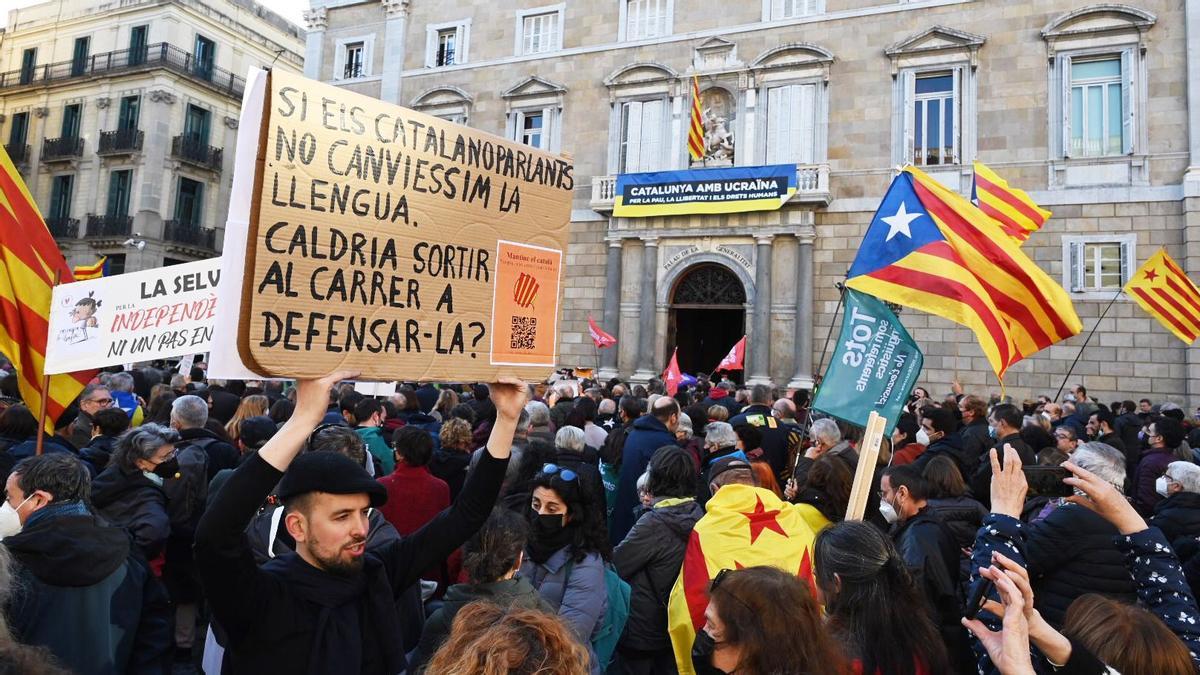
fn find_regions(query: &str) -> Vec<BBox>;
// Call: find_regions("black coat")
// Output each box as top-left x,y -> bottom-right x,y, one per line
893,508 -> 962,649
4,508 -> 171,675
194,450 -> 507,674
911,433 -> 973,478
926,496 -> 988,550
1150,491 -> 1200,559
206,387 -> 241,425
1024,502 -> 1137,627
970,434 -> 1035,507
80,435 -> 118,474
613,499 -> 705,652
90,465 -> 170,559
728,405 -> 803,483
178,427 -> 239,481
957,419 -> 992,476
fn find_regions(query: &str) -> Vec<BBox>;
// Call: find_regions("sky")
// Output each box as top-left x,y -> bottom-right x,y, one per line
2,0 -> 309,31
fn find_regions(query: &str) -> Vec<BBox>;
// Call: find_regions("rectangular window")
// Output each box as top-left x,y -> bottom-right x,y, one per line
913,72 -> 957,166
437,29 -> 457,66
184,105 -> 211,145
49,175 -> 74,220
1069,58 -> 1123,158
8,112 -> 29,147
118,96 -> 140,131
174,178 -> 204,226
71,37 -> 90,76
521,112 -> 544,148
626,0 -> 668,40
343,42 -> 364,79
1064,236 -> 1135,294
770,0 -> 820,19
520,11 -> 561,55
193,35 -> 215,80
620,99 -> 664,173
426,21 -> 469,68
106,170 -> 132,218
765,84 -> 817,164
129,25 -> 148,65
19,48 -> 36,84
106,254 -> 126,276
61,104 -> 81,139
437,113 -> 467,125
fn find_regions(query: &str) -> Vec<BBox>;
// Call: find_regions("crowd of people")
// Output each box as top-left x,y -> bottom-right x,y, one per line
0,362 -> 1198,674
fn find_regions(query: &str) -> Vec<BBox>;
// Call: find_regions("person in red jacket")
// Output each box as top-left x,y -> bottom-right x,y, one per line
378,427 -> 450,536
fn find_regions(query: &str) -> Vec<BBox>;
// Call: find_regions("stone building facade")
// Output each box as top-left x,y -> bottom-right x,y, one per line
307,0 -> 1198,405
0,0 -> 304,273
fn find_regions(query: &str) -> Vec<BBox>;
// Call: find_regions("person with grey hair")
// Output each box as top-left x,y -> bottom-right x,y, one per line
730,384 -> 804,482
4,453 -> 172,673
555,425 -> 586,455
1149,460 -> 1200,557
1018,441 -> 1136,626
106,372 -> 145,425
172,394 -> 238,481
526,400 -> 553,445
551,424 -> 605,509
91,424 -> 180,558
703,421 -> 739,456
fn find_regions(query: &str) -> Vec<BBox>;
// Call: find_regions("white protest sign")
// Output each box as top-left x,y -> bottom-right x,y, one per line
178,353 -> 196,374
354,381 -> 397,396
44,258 -> 221,374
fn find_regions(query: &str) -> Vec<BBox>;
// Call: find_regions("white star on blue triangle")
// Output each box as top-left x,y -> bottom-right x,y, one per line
848,172 -> 947,279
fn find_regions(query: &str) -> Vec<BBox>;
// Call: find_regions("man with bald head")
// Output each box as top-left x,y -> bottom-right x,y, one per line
611,395 -> 679,546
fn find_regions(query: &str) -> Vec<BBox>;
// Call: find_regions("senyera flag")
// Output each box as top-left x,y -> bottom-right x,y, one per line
512,271 -> 539,309
663,348 -> 682,396
714,335 -> 745,372
0,145 -> 96,432
587,315 -> 617,349
1124,248 -> 1200,344
971,161 -> 1051,244
72,256 -> 108,281
846,166 -> 1080,381
688,75 -> 704,162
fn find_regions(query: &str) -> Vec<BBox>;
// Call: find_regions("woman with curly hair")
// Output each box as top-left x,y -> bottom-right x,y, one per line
224,395 -> 269,445
425,602 -> 587,675
431,417 -> 474,500
517,464 -> 612,673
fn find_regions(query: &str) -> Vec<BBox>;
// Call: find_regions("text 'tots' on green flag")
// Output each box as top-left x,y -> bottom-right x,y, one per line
812,288 -> 923,436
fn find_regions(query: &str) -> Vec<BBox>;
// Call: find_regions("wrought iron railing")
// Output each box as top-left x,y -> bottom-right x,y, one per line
171,136 -> 223,171
85,214 -> 133,238
163,220 -> 216,249
98,128 -> 144,154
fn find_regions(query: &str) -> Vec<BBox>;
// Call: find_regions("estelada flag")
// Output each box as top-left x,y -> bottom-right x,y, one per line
513,271 -> 539,309
714,335 -> 745,372
587,315 -> 617,349
1124,248 -> 1200,344
667,484 -> 829,674
971,161 -> 1051,244
846,166 -> 1080,381
0,145 -> 95,432
72,256 -> 108,281
663,348 -> 682,396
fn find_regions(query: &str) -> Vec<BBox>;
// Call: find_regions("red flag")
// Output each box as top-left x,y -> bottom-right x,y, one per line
663,349 -> 682,396
714,336 -> 746,372
587,315 -> 617,349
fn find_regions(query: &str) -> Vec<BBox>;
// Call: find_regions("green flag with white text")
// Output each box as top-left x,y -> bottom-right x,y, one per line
813,288 -> 923,435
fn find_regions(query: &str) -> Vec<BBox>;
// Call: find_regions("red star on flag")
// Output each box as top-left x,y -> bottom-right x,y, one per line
740,495 -> 788,544
1144,267 -> 1159,283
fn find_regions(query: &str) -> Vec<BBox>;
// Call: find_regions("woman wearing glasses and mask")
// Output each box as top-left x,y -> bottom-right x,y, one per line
90,424 -> 180,559
518,463 -> 613,674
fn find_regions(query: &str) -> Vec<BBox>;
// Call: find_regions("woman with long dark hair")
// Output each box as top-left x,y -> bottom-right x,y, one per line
814,521 -> 949,675
517,464 -> 612,673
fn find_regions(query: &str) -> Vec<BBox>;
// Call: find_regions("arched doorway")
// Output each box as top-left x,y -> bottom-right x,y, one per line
668,263 -> 746,378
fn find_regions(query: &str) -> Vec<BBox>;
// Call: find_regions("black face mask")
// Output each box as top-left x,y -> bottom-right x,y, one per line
691,629 -> 730,675
153,457 -> 180,479
532,512 -> 565,537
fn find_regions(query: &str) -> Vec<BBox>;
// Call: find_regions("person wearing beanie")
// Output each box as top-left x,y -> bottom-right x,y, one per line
193,371 -> 528,675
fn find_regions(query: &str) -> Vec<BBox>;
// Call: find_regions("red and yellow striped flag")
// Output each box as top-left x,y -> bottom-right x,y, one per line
687,75 -> 704,162
971,161 -> 1051,244
1125,248 -> 1200,344
72,256 -> 108,281
0,145 -> 95,432
667,484 -> 829,673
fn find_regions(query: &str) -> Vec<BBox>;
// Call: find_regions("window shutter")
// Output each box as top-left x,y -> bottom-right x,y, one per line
541,106 -> 554,150
771,0 -> 784,19
1068,241 -> 1082,292
766,87 -> 783,164
1120,240 -> 1132,286
951,67 -> 962,164
798,84 -> 816,164
505,112 -> 516,143
425,29 -> 435,68
901,70 -> 916,164
1121,49 -> 1135,155
641,99 -> 663,171
1060,55 -> 1072,158
623,101 -> 642,172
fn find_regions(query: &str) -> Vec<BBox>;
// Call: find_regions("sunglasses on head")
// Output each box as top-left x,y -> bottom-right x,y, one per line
542,463 -> 578,482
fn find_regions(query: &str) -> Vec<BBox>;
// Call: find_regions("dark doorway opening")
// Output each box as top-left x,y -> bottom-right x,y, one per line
667,263 -> 746,379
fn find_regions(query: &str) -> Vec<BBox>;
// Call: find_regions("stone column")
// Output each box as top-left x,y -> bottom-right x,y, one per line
380,0 -> 410,104
788,231 -> 815,389
632,238 -> 660,381
138,90 -> 175,218
598,238 -> 623,379
748,235 -> 774,385
302,8 -> 327,79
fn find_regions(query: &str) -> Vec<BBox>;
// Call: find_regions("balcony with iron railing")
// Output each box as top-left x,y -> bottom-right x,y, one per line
45,217 -> 79,239
4,144 -> 30,166
0,43 -> 245,100
163,220 -> 216,251
97,128 -> 144,155
42,137 -> 84,161
86,214 -> 133,238
589,163 -> 832,211
171,136 -> 223,172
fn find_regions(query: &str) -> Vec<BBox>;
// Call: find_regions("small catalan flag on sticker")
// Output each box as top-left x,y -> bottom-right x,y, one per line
513,272 -> 539,309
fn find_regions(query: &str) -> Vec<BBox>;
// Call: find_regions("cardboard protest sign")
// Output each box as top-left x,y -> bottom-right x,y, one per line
44,258 -> 220,374
237,69 -> 572,380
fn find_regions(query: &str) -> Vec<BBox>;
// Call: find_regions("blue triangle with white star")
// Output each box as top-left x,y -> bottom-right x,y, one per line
848,172 -> 946,279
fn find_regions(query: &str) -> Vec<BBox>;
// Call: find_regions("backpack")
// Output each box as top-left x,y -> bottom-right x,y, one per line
562,558 -> 631,670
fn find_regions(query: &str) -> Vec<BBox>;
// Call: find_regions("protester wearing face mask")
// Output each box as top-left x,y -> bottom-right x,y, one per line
878,465 -> 970,669
1,453 -> 171,673
909,407 -> 970,477
518,464 -> 613,673
1149,461 -> 1200,560
888,413 -> 926,466
691,566 -> 844,675
90,424 -> 180,559
970,404 -> 1034,506
1134,417 -> 1186,515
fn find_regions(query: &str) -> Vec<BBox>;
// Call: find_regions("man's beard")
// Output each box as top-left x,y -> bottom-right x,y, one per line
309,540 -> 366,577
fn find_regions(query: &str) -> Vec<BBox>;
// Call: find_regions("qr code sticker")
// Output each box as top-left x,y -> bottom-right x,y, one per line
511,316 -> 537,350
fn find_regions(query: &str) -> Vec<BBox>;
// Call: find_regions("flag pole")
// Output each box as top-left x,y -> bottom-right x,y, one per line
35,268 -> 63,456
813,282 -> 847,393
1054,287 -> 1123,402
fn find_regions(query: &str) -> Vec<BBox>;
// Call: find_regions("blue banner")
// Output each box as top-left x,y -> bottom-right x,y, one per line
612,164 -> 797,217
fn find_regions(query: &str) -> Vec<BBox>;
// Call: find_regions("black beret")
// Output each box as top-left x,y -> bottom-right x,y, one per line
277,451 -> 387,507
239,415 -> 277,450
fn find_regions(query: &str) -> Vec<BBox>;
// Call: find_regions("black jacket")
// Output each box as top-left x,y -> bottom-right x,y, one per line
1024,502 -> 1137,627
178,427 -> 239,481
728,405 -> 802,482
910,433 -> 973,478
1150,491 -> 1200,559
4,507 -> 171,675
429,449 -> 472,501
970,434 -> 1035,507
410,578 -> 548,672
926,495 -> 988,550
893,507 -> 962,644
90,465 -> 171,559
613,499 -> 705,652
81,435 -> 118,474
194,450 -> 507,675
206,387 -> 241,425
957,419 -> 991,475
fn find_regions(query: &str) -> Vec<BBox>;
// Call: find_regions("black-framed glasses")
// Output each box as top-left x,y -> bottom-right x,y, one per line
542,463 -> 578,482
710,568 -> 733,591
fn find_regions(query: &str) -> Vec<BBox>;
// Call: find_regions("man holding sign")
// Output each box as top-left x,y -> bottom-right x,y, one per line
194,371 -> 526,674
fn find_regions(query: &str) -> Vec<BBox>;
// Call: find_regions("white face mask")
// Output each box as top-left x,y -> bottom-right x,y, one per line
1156,476 -> 1172,497
879,498 -> 899,525
0,494 -> 34,540
915,429 -> 931,446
